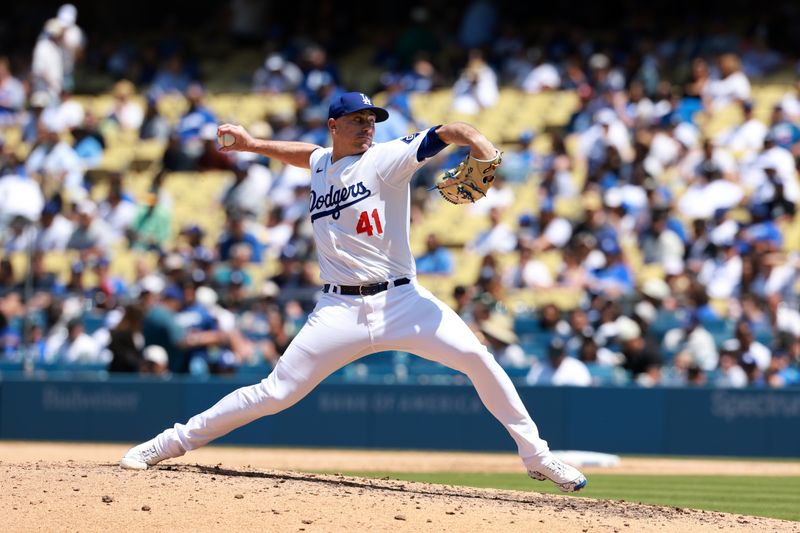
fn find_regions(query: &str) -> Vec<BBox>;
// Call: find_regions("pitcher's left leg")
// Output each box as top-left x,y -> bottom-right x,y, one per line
384,286 -> 548,462
381,284 -> 586,492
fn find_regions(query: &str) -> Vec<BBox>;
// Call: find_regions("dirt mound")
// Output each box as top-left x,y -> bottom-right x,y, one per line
2,460 -> 797,533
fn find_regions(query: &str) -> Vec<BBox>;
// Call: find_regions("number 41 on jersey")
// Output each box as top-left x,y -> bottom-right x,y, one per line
356,209 -> 383,236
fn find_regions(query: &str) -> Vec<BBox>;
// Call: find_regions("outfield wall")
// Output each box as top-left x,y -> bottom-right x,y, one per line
1,376 -> 799,457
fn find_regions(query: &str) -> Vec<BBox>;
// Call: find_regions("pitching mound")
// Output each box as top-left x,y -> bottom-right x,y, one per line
3,458 -> 797,532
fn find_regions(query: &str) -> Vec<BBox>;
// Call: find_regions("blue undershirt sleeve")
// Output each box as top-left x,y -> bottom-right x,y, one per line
416,126 -> 449,162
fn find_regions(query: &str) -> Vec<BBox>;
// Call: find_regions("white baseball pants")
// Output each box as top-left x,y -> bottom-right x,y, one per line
151,280 -> 550,467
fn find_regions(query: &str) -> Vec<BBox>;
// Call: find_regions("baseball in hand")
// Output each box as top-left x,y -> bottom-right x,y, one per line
218,133 -> 236,147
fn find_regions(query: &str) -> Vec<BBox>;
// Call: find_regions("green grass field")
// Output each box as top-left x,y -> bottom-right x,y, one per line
338,471 -> 800,522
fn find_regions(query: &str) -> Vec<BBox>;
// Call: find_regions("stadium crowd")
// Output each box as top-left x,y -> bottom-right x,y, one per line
0,2 -> 799,389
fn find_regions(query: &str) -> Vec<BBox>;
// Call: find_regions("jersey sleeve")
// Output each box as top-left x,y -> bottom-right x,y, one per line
373,126 -> 449,187
309,146 -> 331,171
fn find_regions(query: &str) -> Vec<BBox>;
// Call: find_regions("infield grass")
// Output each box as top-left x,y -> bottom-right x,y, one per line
338,471 -> 800,522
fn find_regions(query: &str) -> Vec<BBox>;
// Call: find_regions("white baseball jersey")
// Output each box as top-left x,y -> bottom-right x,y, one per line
308,129 -> 437,285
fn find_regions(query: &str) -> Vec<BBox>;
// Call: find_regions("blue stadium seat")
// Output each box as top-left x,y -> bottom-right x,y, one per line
513,315 -> 542,334
82,313 -> 108,334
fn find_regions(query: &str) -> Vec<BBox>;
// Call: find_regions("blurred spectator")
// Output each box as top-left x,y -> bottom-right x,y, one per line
139,96 -> 170,141
150,54 -> 192,96
141,344 -> 169,375
531,198 -> 573,252
616,316 -> 661,377
44,317 -> 102,363
0,57 -> 25,125
588,237 -> 634,297
25,113 -> 85,196
713,339 -> 748,388
639,206 -> 684,266
71,113 -> 105,168
66,200 -> 116,255
176,84 -> 217,165
498,130 -> 539,184
31,18 -> 65,99
92,256 -> 127,303
98,173 -> 139,239
108,303 -> 146,372
127,187 -> 172,252
526,337 -> 591,386
176,280 -> 232,374
57,4 -> 86,92
219,154 -> 272,218
479,312 -> 527,368
503,242 -> 553,290
3,215 -> 37,254
107,80 -> 144,131
252,53 -> 302,94
401,55 -> 437,93
697,235 -> 742,299
36,196 -> 75,252
736,320 -> 772,372
703,53 -> 751,110
663,313 -> 718,372
714,100 -> 767,155
415,233 -> 454,276
141,283 -> 187,373
766,104 -> 800,153
466,207 -> 516,256
214,244 -> 253,289
216,210 -> 262,264
520,50 -> 561,94
298,45 -> 339,102
452,50 -> 499,115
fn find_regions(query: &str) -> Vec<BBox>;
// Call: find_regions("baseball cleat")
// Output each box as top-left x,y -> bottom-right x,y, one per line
527,455 -> 587,492
120,439 -> 168,470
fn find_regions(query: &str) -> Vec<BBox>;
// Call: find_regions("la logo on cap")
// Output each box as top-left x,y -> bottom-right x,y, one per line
361,93 -> 371,105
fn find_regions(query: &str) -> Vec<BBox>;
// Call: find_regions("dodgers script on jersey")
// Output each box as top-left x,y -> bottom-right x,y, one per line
308,130 -> 432,285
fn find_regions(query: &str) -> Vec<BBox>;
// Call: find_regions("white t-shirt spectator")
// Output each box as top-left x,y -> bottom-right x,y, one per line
45,331 -> 102,363
678,180 -> 745,220
743,342 -> 772,371
0,175 -> 44,224
542,217 -> 573,248
36,214 -> 75,251
99,199 -> 139,238
503,260 -> 554,289
452,63 -> 499,115
521,63 -> 561,93
467,223 -> 517,256
742,146 -> 800,203
494,344 -> 528,368
25,141 -> 85,194
698,254 -> 743,299
664,326 -> 718,372
714,119 -> 767,155
713,365 -> 748,388
112,101 -> 145,131
526,356 -> 592,386
31,37 -> 63,96
704,71 -> 751,110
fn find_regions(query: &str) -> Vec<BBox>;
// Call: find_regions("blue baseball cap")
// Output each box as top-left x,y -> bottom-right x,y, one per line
328,92 -> 389,122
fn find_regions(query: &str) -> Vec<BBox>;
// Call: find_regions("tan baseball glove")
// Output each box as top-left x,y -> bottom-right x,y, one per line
434,150 -> 503,204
